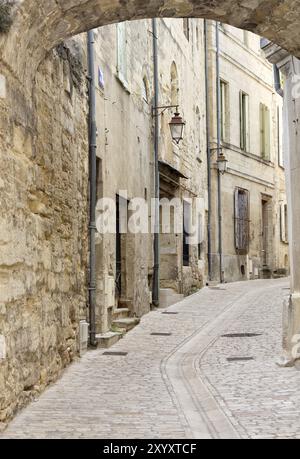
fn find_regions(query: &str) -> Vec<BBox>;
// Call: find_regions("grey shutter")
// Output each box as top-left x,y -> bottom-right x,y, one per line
235,189 -> 249,253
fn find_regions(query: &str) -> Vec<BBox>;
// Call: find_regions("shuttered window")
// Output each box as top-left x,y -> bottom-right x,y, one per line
260,103 -> 271,160
240,91 -> 249,151
235,188 -> 250,254
117,22 -> 128,89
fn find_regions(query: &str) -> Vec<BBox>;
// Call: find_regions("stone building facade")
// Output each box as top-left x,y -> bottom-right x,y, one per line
0,38 -> 89,423
206,22 -> 289,283
0,14 -> 290,425
92,18 -> 207,337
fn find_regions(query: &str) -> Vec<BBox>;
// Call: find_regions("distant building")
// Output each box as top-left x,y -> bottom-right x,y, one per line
206,23 -> 289,282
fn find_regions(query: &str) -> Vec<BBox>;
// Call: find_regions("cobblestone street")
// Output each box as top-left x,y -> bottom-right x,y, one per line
2,278 -> 300,439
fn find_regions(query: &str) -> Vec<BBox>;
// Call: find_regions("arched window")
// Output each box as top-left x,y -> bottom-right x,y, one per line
170,62 -> 179,106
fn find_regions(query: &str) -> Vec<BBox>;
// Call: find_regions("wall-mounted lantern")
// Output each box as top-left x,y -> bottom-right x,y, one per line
152,105 -> 186,145
216,151 -> 228,175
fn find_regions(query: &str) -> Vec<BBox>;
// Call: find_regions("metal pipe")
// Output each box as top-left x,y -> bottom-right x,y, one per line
87,30 -> 97,346
216,22 -> 224,283
152,18 -> 160,307
204,19 -> 212,282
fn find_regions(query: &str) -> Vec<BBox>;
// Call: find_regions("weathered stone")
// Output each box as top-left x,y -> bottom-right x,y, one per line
0,0 -> 297,427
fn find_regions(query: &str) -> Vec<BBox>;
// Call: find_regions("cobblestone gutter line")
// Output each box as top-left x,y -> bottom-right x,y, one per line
1,278 -> 294,439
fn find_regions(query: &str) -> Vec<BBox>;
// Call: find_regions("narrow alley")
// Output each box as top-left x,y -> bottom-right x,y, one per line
2,278 -> 299,440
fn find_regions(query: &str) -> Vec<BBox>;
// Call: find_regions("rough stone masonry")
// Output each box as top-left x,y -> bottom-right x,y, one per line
0,0 -> 300,425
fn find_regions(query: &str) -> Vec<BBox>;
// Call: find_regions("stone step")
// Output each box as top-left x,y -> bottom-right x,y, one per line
112,317 -> 140,332
159,289 -> 184,309
113,308 -> 130,320
160,288 -> 178,298
207,281 -> 220,287
96,331 -> 124,349
118,299 -> 133,309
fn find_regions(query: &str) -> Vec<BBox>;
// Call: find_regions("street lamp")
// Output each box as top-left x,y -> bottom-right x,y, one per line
169,111 -> 186,144
216,151 -> 228,175
152,105 -> 186,145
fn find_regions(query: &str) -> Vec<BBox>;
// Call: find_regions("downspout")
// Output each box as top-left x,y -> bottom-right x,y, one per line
152,18 -> 160,307
87,30 -> 97,346
204,20 -> 212,282
216,22 -> 224,283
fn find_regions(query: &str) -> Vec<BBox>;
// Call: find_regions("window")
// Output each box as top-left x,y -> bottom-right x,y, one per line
239,91 -> 249,152
260,103 -> 271,160
234,188 -> 250,254
220,80 -> 229,142
183,18 -> 190,41
277,105 -> 284,167
117,22 -> 128,89
280,203 -> 289,243
183,201 -> 191,266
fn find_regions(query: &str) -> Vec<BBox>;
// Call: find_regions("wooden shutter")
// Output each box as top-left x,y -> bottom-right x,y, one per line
278,106 -> 284,167
117,22 -> 128,85
240,92 -> 249,151
264,106 -> 270,160
221,81 -> 227,142
239,92 -> 244,150
244,94 -> 250,152
235,189 -> 249,253
260,103 -> 264,157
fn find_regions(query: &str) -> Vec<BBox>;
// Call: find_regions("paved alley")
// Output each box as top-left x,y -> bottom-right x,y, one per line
2,278 -> 299,439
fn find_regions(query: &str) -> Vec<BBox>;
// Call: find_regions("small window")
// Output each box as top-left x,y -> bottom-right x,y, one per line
183,18 -> 190,41
235,188 -> 250,254
260,103 -> 271,160
220,80 -> 229,142
240,91 -> 250,152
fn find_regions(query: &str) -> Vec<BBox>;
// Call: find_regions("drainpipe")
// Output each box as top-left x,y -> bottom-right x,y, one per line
87,30 -> 97,346
216,22 -> 224,283
204,20 -> 212,282
274,64 -> 284,97
152,18 -> 160,307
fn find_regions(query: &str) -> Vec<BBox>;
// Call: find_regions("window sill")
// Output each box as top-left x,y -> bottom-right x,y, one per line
222,141 -> 275,166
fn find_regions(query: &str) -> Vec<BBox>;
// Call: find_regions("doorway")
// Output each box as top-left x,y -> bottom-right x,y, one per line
116,195 -> 128,303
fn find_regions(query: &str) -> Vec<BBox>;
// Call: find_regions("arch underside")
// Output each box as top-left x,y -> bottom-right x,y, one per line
1,0 -> 300,81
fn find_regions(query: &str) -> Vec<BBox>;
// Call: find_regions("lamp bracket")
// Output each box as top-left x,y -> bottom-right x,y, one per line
152,105 -> 179,118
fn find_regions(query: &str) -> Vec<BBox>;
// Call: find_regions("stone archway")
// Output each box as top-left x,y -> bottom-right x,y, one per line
1,0 -> 300,422
1,0 -> 300,85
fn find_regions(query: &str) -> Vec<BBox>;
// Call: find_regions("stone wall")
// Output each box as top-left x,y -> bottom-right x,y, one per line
0,38 -> 89,425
